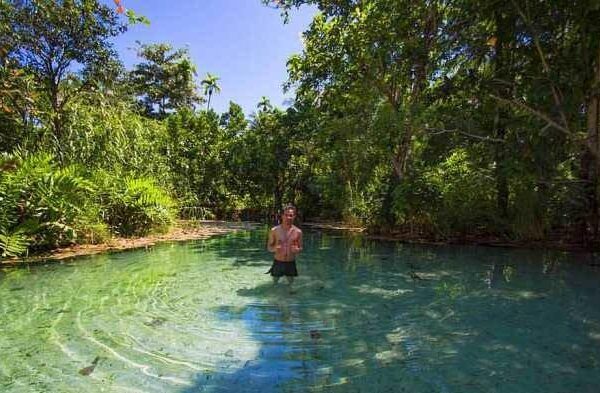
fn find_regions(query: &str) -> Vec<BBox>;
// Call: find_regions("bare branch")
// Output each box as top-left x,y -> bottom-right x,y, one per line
510,0 -> 571,133
425,127 -> 506,143
490,94 -> 599,160
537,179 -> 591,185
489,93 -> 571,135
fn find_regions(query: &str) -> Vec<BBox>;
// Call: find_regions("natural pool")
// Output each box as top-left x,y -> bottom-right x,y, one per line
1,229 -> 599,393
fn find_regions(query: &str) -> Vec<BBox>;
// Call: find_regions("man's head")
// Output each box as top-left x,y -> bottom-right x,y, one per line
281,204 -> 297,225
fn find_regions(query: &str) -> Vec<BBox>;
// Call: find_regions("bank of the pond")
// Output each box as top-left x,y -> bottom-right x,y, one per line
1,220 -> 258,267
302,221 -> 598,252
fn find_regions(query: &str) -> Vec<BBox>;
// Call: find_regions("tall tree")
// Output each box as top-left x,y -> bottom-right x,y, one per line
472,0 -> 600,240
2,0 -> 125,143
130,43 -> 202,118
0,26 -> 39,152
269,0 -> 451,229
201,73 -> 221,111
273,1 -> 447,183
220,101 -> 248,136
268,0 -> 600,242
257,96 -> 273,112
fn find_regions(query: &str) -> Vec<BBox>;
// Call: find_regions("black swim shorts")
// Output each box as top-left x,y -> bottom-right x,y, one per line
267,259 -> 298,277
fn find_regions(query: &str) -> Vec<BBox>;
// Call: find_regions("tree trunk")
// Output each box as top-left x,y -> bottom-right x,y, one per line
379,170 -> 400,232
390,6 -> 437,182
578,47 -> 600,244
492,12 -> 512,221
50,80 -> 62,138
50,85 -> 65,163
392,123 -> 413,181
273,185 -> 283,225
494,107 -> 509,219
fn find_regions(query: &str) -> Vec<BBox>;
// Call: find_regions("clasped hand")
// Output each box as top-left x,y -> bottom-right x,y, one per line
276,240 -> 300,254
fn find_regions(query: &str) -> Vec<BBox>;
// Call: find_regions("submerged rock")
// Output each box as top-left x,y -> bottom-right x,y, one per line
143,316 -> 166,327
78,356 -> 100,376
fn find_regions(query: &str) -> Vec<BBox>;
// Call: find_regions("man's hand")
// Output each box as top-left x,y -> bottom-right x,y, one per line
290,237 -> 301,254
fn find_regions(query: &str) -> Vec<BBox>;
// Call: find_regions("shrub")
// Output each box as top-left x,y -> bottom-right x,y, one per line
95,172 -> 176,237
392,149 -> 497,238
0,152 -> 106,256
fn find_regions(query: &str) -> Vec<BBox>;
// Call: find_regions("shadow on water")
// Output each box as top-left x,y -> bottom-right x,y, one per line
178,229 -> 600,392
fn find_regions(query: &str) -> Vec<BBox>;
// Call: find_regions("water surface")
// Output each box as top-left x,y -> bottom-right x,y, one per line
1,229 -> 599,392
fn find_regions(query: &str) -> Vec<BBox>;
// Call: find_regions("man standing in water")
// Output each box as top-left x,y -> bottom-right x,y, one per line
267,204 -> 303,285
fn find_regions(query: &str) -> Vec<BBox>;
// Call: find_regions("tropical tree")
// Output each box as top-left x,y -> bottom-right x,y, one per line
1,0 -> 125,146
130,43 -> 202,118
201,73 -> 221,111
257,96 -> 273,112
220,101 -> 248,136
265,0 -> 600,243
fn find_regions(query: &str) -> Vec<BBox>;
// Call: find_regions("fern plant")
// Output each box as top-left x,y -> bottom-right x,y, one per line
0,232 -> 29,258
0,151 -> 106,257
95,172 -> 175,237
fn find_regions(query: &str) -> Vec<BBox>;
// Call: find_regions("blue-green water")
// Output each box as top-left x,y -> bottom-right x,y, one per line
1,229 -> 599,392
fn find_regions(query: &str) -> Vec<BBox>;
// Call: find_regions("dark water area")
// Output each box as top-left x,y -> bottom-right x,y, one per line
1,229 -> 599,392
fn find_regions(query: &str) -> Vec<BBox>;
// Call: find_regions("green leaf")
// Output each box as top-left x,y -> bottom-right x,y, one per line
0,232 -> 29,258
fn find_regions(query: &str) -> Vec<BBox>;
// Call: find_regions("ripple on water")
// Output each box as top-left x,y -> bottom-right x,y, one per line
1,232 -> 600,392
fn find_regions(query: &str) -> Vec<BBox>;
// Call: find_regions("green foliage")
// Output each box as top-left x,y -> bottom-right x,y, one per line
2,0 -> 600,258
263,0 -> 600,245
95,172 -> 175,237
2,0 -> 125,139
125,9 -> 150,26
509,177 -> 549,240
0,152 -> 175,258
428,149 -> 496,235
220,101 -> 248,136
257,96 -> 273,113
165,109 -> 222,206
0,232 -> 29,258
130,43 -> 203,117
389,148 -> 499,238
62,98 -> 170,179
0,151 -> 105,256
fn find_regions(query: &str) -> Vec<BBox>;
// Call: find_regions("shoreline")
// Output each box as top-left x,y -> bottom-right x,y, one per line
2,220 -> 596,268
301,222 -> 598,253
1,220 -> 259,267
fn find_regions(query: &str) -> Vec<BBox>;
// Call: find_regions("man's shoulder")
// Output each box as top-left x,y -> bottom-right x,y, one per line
271,225 -> 280,232
293,225 -> 302,233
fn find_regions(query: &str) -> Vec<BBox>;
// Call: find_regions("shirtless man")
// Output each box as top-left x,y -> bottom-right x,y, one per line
267,204 -> 303,285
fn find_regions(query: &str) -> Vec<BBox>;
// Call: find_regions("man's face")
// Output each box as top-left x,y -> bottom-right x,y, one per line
282,209 -> 296,224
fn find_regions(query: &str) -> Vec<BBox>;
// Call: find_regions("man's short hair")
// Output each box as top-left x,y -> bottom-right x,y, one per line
282,204 -> 297,214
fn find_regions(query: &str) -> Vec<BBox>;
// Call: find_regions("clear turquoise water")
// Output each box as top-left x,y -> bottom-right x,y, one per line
1,229 -> 599,392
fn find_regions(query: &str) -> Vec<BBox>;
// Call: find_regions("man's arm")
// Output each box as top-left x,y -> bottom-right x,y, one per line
267,228 -> 277,253
292,229 -> 303,254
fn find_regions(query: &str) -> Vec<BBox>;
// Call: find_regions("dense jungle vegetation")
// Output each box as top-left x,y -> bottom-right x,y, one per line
1,0 -> 599,258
